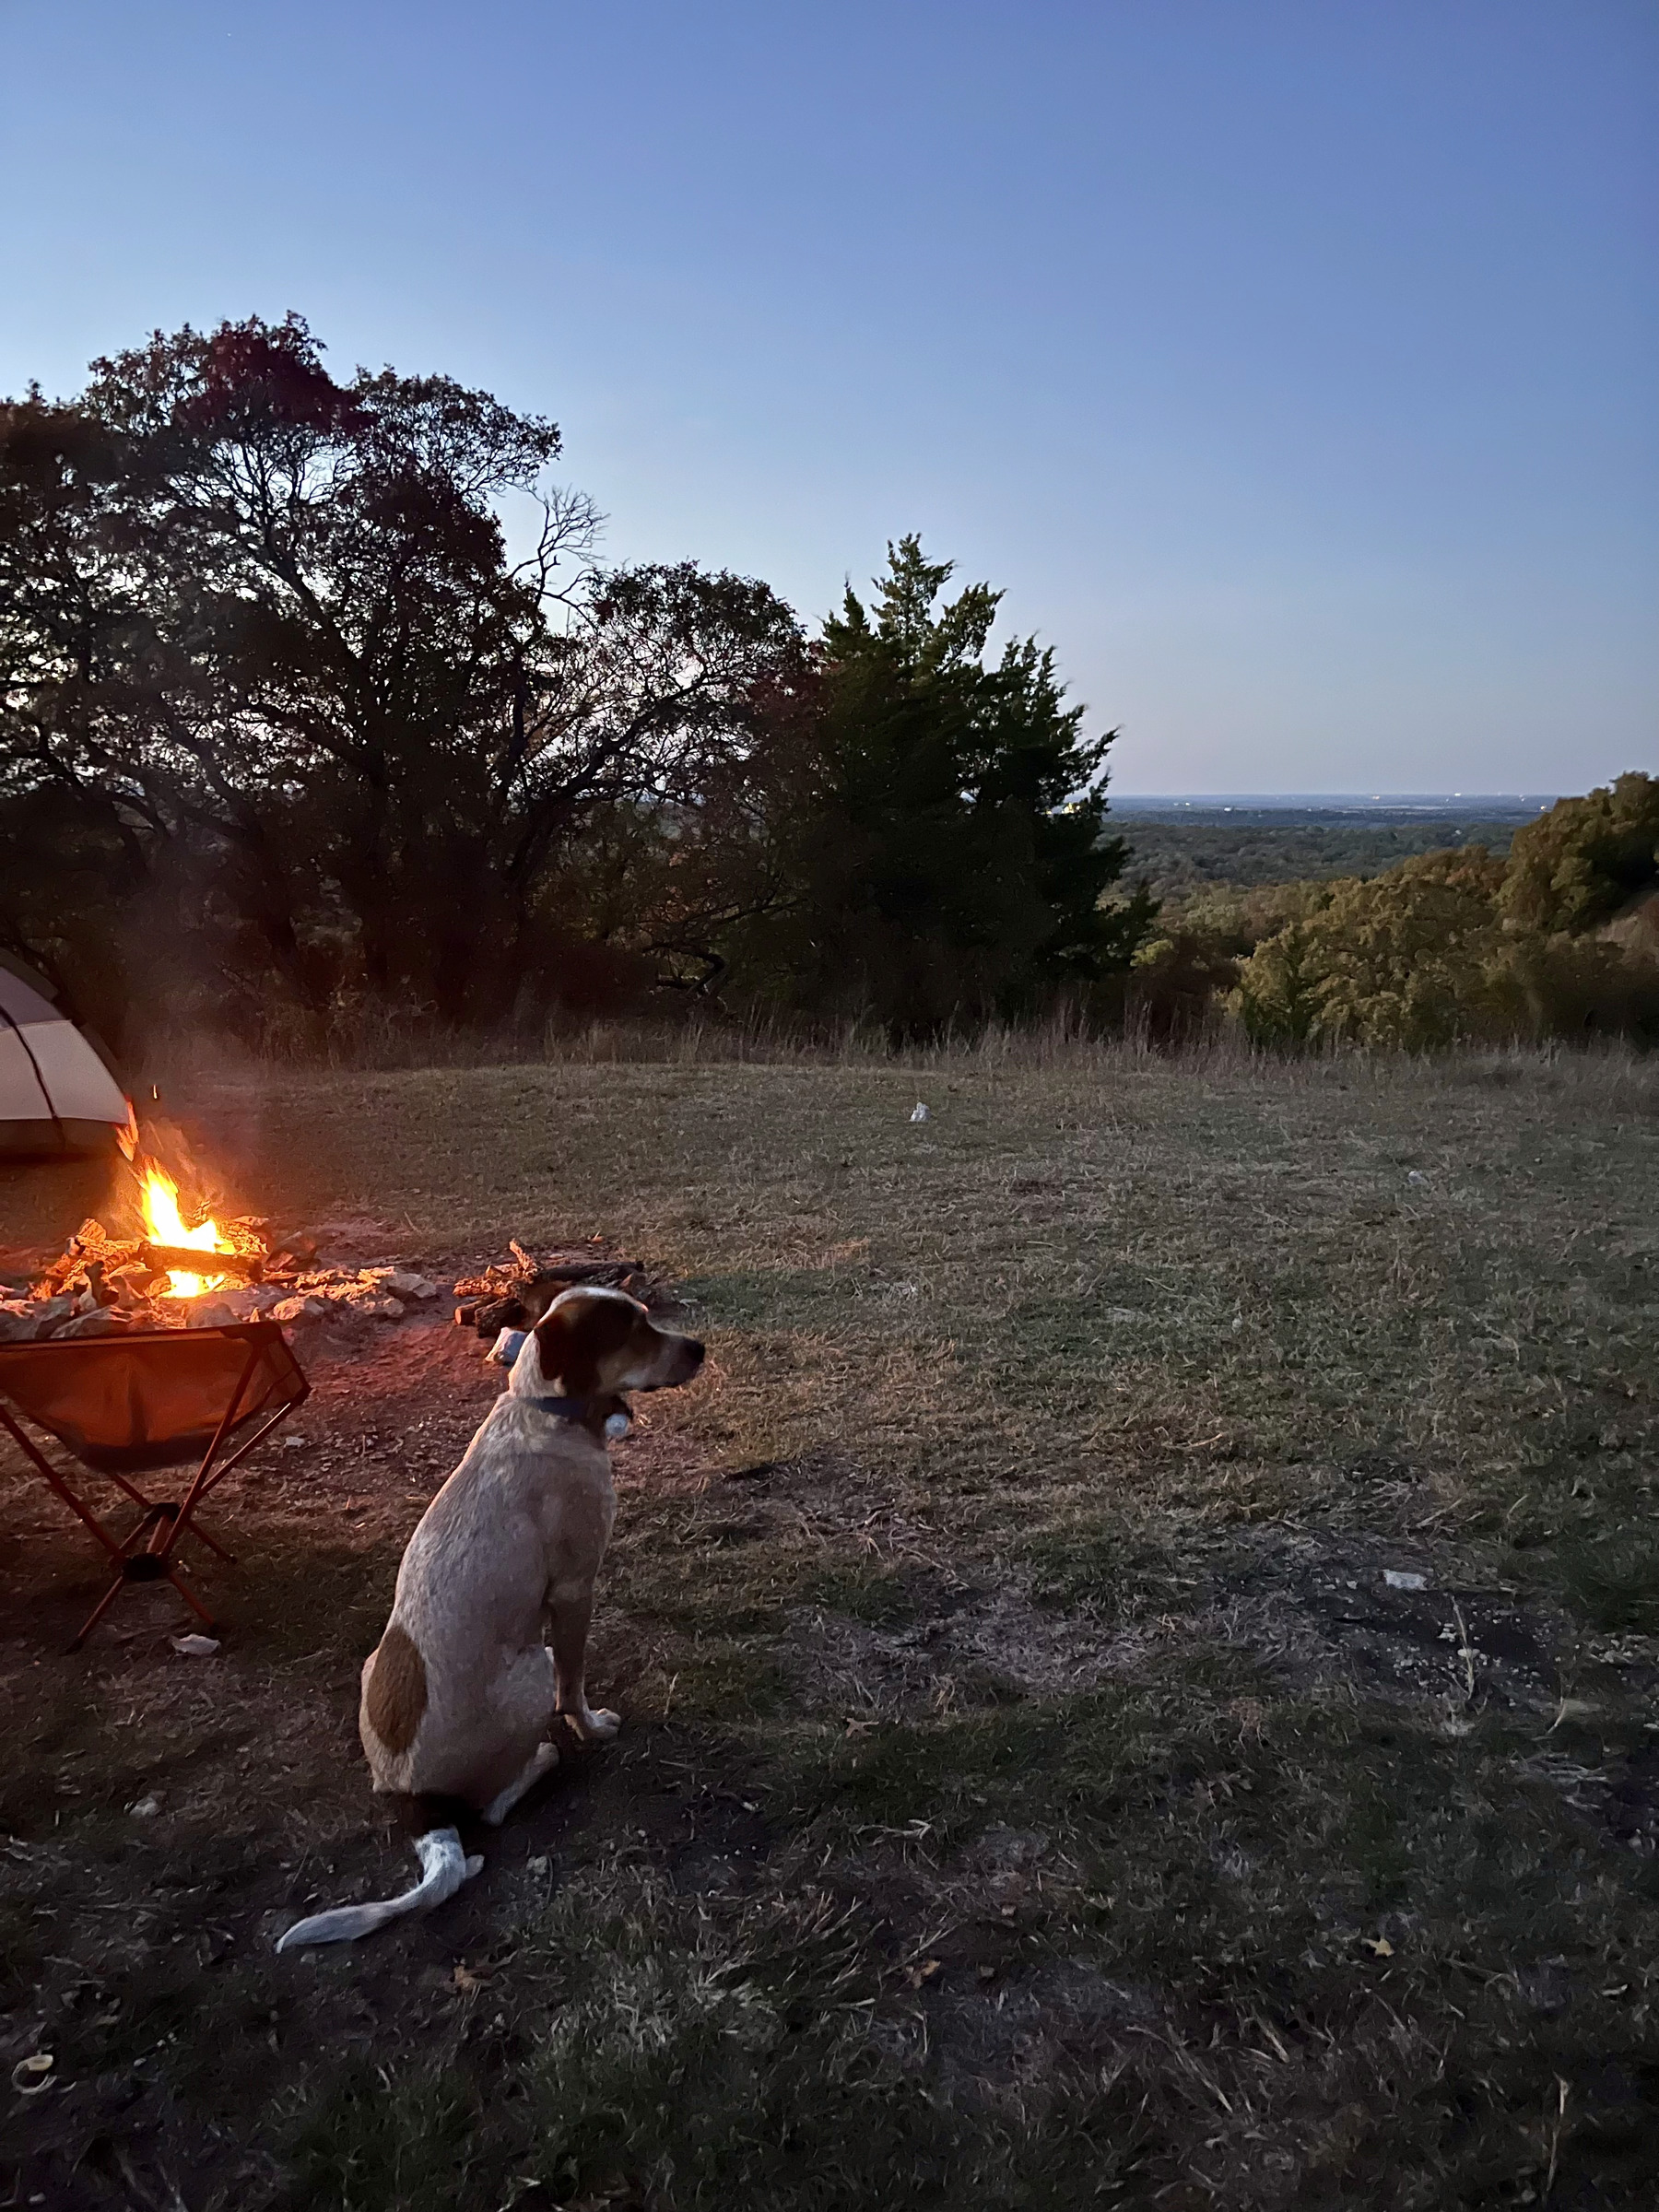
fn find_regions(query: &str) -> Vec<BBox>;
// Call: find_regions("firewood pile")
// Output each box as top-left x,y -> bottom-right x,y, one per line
0,1212 -> 442,1346
0,1206 -> 658,1352
453,1239 -> 659,1338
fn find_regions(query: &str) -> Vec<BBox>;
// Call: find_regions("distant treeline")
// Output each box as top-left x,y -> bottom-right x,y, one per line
1121,817 -> 1520,899
0,316 -> 1147,1057
1130,774 -> 1659,1050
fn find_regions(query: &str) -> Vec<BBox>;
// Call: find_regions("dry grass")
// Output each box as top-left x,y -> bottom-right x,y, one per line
3,1041 -> 1658,2208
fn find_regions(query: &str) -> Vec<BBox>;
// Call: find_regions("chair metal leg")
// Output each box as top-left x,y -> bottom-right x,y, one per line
69,1571 -> 130,1653
154,1347 -> 258,1571
131,1499 -> 234,1565
68,1561 -> 218,1653
181,1514 -> 234,1564
164,1568 -> 218,1632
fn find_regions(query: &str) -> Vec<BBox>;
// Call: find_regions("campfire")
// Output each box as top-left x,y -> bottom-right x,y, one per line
0,1130 -> 665,1355
132,1161 -> 263,1299
0,1141 -> 441,1346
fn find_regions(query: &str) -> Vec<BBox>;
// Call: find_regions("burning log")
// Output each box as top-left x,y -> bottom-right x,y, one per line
13,1144 -> 459,1344
139,1241 -> 265,1284
21,1153 -> 276,1322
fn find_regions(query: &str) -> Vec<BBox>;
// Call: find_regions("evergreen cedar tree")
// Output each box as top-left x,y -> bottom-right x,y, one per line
1,319 -> 1151,1046
748,537 -> 1153,1037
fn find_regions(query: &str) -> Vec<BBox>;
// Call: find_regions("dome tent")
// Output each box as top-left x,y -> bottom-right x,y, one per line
0,953 -> 134,1158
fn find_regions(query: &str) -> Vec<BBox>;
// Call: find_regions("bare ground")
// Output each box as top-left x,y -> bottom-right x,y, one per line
3,1042 -> 1658,2209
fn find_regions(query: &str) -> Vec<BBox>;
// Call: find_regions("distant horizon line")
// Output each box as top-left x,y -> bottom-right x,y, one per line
1110,792 -> 1566,800
1106,790 -> 1561,805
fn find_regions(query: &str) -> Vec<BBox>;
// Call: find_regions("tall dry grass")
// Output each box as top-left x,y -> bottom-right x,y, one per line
137,994 -> 1659,1098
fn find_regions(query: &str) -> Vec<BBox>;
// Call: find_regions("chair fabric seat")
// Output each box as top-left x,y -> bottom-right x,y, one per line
0,1324 -> 307,1473
0,1320 -> 310,1648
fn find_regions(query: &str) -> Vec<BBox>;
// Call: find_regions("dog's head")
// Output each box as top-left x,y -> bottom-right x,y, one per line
528,1287 -> 704,1400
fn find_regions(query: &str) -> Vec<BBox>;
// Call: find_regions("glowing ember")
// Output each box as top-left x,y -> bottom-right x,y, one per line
138,1164 -> 235,1298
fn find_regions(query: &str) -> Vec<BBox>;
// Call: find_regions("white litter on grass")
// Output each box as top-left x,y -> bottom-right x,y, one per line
1382,1569 -> 1430,1592
1406,1171 -> 1429,1187
173,1634 -> 221,1657
128,1794 -> 161,1818
909,1101 -> 931,1123
283,1433 -> 308,1450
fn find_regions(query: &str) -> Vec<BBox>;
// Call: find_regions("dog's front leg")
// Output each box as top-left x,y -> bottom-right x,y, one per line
547,1578 -> 619,1742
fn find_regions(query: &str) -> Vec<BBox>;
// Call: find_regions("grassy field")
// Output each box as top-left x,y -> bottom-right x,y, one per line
4,1041 -> 1659,2209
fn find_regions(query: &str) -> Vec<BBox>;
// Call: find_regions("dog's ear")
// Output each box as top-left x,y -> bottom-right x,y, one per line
533,1295 -> 637,1394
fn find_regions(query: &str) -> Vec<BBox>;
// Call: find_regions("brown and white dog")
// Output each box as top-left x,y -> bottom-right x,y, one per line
276,1288 -> 704,1950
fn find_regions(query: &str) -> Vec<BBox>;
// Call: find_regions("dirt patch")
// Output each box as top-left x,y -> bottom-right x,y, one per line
785,1531 -> 1571,1732
784,1579 -> 1145,1716
1161,1525 -> 1571,1716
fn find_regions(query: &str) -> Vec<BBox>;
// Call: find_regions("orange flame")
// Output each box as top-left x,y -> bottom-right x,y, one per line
137,1163 -> 232,1298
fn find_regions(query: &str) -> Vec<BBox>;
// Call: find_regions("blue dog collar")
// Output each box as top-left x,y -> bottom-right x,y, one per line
527,1394 -> 593,1420
526,1394 -> 631,1440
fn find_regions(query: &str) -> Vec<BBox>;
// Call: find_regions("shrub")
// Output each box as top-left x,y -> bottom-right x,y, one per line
1500,772 -> 1659,935
1234,850 -> 1510,1051
1488,927 -> 1659,1044
1125,880 -> 1345,1042
1234,838 -> 1659,1052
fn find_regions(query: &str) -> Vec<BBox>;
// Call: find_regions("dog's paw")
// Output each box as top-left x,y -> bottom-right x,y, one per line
576,1706 -> 621,1742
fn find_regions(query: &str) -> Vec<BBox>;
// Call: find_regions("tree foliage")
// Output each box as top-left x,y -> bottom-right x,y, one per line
1231,823 -> 1659,1052
1233,850 -> 1510,1050
1,317 -> 806,1039
1500,772 -> 1659,935
729,538 -> 1150,1033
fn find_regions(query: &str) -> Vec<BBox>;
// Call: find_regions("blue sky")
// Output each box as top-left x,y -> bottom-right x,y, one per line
2,1 -> 1653,794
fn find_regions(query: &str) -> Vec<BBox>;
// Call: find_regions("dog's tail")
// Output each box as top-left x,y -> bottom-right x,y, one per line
275,1825 -> 483,1952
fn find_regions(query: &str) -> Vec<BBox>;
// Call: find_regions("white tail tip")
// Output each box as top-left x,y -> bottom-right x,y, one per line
275,1827 -> 481,1952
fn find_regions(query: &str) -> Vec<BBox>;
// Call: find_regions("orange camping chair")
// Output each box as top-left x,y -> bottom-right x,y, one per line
0,1321 -> 309,1649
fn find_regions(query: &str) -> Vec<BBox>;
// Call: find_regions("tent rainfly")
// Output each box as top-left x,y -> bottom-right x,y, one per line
0,956 -> 134,1158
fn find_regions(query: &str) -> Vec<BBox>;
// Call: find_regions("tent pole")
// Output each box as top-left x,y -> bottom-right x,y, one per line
0,1004 -> 67,1151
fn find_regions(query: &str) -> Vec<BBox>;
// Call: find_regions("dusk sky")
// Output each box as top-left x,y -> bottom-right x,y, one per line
3,0 -> 1653,794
